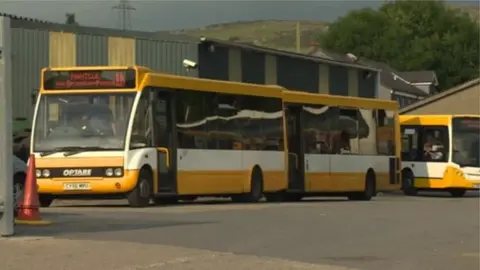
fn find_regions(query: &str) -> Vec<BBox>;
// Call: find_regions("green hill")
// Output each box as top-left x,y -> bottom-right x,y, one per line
170,20 -> 328,53
163,4 -> 479,53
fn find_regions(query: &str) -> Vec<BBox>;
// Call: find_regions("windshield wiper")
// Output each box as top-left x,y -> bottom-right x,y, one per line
39,147 -> 86,157
39,146 -> 110,157
63,146 -> 110,157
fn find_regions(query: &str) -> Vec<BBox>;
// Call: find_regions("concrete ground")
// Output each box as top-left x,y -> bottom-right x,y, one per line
1,192 -> 479,270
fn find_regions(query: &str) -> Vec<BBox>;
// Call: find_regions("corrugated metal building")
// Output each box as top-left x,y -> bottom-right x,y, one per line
197,38 -> 381,98
3,14 -> 198,121
2,14 -> 381,122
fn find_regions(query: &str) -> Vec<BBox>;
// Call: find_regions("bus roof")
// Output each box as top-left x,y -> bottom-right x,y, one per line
141,72 -> 285,98
400,114 -> 480,126
39,66 -> 400,107
399,115 -> 450,126
282,90 -> 398,111
401,114 -> 480,119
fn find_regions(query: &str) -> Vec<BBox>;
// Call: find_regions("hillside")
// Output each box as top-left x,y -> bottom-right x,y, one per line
451,3 -> 480,22
165,3 -> 479,53
170,20 -> 327,53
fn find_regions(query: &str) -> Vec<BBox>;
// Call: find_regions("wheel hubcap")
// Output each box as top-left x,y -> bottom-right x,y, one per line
405,177 -> 413,189
139,180 -> 150,198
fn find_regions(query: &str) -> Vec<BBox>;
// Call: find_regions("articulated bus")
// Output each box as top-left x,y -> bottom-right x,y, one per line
31,66 -> 400,207
400,115 -> 480,197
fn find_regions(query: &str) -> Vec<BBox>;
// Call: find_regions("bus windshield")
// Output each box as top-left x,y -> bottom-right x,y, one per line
33,93 -> 136,152
452,117 -> 480,167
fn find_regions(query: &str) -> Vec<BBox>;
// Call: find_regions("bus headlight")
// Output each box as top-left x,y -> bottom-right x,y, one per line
105,168 -> 113,177
36,169 -> 42,178
114,168 -> 123,177
42,169 -> 50,178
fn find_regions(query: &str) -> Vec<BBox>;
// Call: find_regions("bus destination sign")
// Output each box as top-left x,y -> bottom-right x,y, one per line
43,69 -> 136,90
453,117 -> 480,132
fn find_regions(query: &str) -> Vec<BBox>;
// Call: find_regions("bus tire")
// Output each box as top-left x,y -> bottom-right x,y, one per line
448,188 -> 466,198
348,170 -> 376,201
127,168 -> 152,208
232,166 -> 263,203
402,169 -> 417,196
39,195 -> 54,208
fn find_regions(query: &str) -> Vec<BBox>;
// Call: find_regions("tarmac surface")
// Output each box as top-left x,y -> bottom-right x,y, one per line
1,192 -> 479,270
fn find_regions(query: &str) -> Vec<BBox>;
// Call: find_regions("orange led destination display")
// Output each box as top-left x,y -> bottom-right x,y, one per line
43,69 -> 136,90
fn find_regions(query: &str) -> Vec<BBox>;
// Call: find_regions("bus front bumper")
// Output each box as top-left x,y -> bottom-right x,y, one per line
37,170 -> 139,195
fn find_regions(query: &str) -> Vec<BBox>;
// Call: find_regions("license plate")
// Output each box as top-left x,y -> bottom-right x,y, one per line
63,183 -> 91,191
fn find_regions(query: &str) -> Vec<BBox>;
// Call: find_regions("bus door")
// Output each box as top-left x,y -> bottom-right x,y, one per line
152,90 -> 177,194
285,105 -> 305,191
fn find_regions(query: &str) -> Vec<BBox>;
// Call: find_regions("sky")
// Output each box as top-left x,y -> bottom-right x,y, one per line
0,0 -> 477,32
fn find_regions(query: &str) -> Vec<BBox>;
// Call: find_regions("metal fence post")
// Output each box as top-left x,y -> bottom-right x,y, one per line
0,16 -> 15,237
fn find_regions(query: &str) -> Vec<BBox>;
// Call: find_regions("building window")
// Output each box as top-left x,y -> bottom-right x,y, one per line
392,94 -> 417,108
329,66 -> 349,96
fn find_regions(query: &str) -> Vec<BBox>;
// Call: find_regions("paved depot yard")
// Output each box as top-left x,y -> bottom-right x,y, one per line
1,192 -> 479,270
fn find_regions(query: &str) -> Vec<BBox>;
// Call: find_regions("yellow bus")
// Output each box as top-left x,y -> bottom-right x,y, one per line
400,115 -> 480,197
31,66 -> 286,207
31,65 -> 401,207
263,91 -> 401,202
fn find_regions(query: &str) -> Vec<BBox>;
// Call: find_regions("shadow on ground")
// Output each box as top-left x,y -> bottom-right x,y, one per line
13,211 -> 215,237
380,190 -> 479,198
52,197 -> 349,208
415,190 -> 480,198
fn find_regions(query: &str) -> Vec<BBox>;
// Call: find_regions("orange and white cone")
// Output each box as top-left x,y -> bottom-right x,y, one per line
15,154 -> 51,225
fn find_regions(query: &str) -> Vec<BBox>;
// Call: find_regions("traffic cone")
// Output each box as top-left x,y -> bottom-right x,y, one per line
15,154 -> 52,225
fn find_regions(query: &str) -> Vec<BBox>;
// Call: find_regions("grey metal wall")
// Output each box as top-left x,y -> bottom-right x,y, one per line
135,38 -> 198,77
9,29 -> 198,121
76,34 -> 108,66
11,28 -> 49,120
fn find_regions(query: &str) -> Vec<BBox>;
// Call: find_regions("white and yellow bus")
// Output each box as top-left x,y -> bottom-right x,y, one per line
400,115 -> 480,197
31,66 -> 401,207
32,66 -> 286,207
263,91 -> 401,202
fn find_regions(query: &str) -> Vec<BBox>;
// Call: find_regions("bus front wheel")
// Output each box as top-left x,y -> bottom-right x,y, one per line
402,170 -> 417,196
127,169 -> 152,208
448,188 -> 466,198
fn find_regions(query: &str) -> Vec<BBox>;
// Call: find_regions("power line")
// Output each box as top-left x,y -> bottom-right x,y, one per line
112,0 -> 136,31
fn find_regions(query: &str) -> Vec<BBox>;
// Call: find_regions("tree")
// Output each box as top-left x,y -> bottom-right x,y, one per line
320,0 -> 480,90
65,13 -> 79,25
